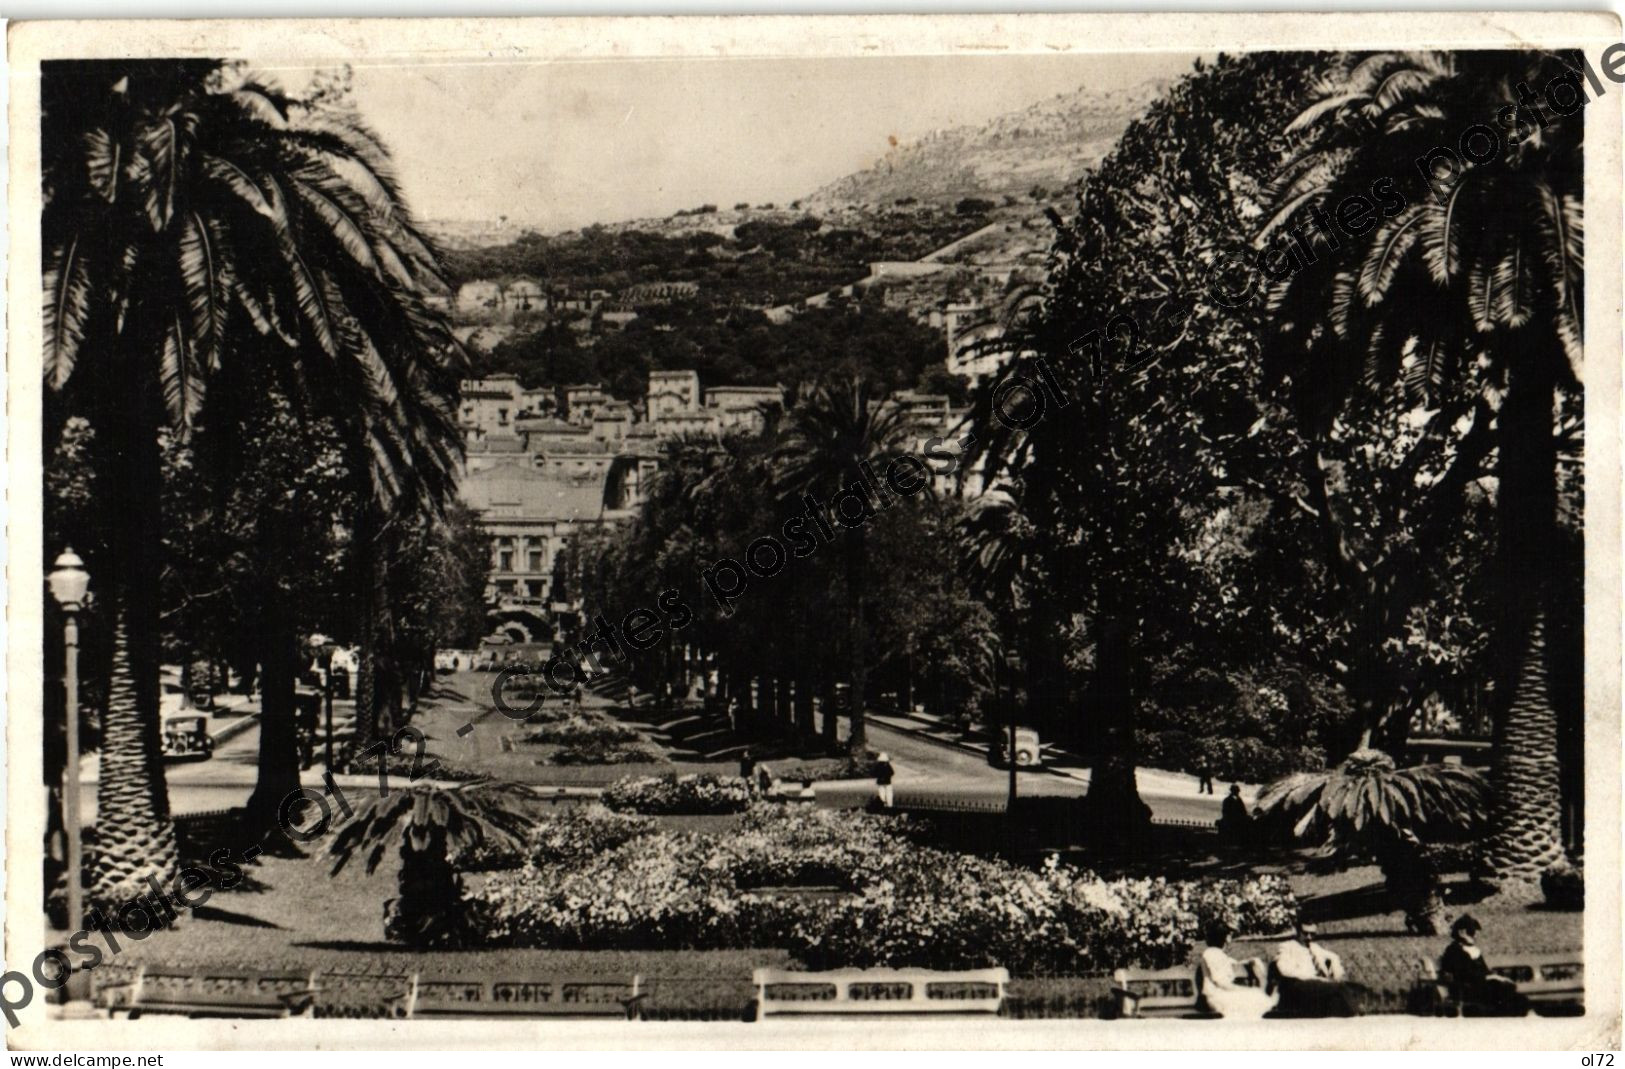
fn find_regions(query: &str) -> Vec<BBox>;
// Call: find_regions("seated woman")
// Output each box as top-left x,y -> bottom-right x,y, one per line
1197,921 -> 1278,1019
1438,914 -> 1531,1017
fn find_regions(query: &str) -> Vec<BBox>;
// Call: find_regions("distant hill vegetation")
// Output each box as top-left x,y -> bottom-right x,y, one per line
807,80 -> 1171,207
436,204 -> 983,308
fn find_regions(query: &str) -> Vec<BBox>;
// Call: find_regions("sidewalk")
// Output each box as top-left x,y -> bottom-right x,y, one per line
865,707 -> 1259,802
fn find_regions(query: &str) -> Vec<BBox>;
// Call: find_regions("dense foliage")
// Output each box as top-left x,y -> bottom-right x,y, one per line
476,301 -> 949,404
441,205 -> 985,307
601,773 -> 755,815
476,805 -> 1297,973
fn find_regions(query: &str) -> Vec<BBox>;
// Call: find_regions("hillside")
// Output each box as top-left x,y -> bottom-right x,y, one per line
806,80 -> 1169,208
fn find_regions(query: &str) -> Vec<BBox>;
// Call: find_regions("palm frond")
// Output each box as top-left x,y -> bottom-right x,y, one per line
43,235 -> 93,389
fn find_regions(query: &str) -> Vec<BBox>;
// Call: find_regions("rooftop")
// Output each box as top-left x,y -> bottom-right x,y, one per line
459,466 -> 606,523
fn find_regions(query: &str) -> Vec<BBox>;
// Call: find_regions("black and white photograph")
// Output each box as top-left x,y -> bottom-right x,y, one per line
5,13 -> 1621,1051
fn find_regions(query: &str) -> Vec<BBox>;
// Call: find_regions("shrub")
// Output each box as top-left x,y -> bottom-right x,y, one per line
601,772 -> 753,814
768,755 -> 880,782
475,805 -> 1296,974
530,804 -> 657,864
458,803 -> 658,872
1541,860 -> 1583,910
1135,730 -> 1322,782
526,715 -> 643,746
550,741 -> 663,765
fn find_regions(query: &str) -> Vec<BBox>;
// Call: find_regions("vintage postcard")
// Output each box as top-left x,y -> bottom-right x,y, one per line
5,12 -> 1621,1052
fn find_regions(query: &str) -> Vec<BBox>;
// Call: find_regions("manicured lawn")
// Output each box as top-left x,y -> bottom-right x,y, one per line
69,813 -> 1581,1019
71,843 -> 787,1019
68,681 -> 1580,1019
414,673 -> 852,788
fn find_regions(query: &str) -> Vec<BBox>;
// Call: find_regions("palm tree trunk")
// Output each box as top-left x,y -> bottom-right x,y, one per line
846,527 -> 868,756
821,678 -> 839,749
1482,612 -> 1566,877
755,674 -> 772,734
353,509 -> 384,754
1481,347 -> 1565,879
795,678 -> 815,737
92,607 -> 179,907
92,360 -> 178,910
1377,833 -> 1445,935
245,588 -> 301,844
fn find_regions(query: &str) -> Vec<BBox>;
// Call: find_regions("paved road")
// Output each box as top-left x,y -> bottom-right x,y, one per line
77,672 -> 1230,830
80,698 -> 361,821
805,706 -> 1234,826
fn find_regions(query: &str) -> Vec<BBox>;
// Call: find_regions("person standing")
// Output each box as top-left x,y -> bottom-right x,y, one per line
1218,783 -> 1252,843
740,748 -> 756,783
874,752 -> 895,808
1197,764 -> 1215,795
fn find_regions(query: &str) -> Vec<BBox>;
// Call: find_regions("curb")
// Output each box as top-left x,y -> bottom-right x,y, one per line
209,711 -> 259,747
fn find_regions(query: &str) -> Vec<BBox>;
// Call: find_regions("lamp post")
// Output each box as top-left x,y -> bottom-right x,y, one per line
48,548 -> 90,1003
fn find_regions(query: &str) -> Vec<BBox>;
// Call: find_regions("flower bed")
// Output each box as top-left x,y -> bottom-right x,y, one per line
459,803 -> 658,872
767,755 -> 881,782
601,773 -> 753,815
525,716 -> 644,746
550,741 -> 664,765
475,805 -> 1296,974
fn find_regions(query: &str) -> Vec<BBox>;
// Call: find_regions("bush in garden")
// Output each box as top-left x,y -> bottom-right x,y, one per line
457,803 -> 657,872
529,804 -> 657,864
550,740 -> 664,765
601,772 -> 752,814
1540,860 -> 1583,911
526,715 -> 644,746
474,805 -> 1297,973
767,755 -> 881,783
1135,730 -> 1322,782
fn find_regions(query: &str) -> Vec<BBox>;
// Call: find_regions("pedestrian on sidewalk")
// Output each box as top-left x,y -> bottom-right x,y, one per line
740,748 -> 756,783
874,752 -> 895,808
1197,763 -> 1215,794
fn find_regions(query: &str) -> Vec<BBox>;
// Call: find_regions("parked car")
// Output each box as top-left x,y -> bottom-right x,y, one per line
160,713 -> 214,761
990,727 -> 1043,769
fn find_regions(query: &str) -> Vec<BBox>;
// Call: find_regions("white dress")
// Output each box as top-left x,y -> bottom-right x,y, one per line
1199,946 -> 1279,1019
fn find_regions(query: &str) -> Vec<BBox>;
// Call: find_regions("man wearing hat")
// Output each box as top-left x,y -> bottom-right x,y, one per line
1272,917 -> 1357,1016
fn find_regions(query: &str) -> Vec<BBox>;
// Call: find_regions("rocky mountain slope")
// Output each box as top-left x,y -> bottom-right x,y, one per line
807,80 -> 1169,207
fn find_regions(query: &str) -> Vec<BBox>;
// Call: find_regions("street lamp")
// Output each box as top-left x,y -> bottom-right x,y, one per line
48,548 -> 90,1003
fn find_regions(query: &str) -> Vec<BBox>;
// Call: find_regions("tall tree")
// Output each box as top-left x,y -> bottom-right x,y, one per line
962,53 -> 1326,836
773,380 -> 913,754
1261,50 -> 1584,877
42,60 -> 464,883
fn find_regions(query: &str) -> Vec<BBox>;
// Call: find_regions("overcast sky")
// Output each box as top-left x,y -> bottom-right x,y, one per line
271,52 -> 1202,232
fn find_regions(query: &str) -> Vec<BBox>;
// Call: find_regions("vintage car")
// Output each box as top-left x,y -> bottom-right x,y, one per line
160,713 -> 215,761
989,727 -> 1043,769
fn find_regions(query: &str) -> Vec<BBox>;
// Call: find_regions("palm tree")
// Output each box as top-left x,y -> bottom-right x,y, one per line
773,380 -> 913,754
328,781 -> 534,947
42,60 -> 465,883
1257,749 -> 1487,933
1260,50 -> 1583,879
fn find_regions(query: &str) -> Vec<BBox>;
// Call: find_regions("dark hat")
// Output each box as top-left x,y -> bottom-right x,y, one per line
1451,913 -> 1482,935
